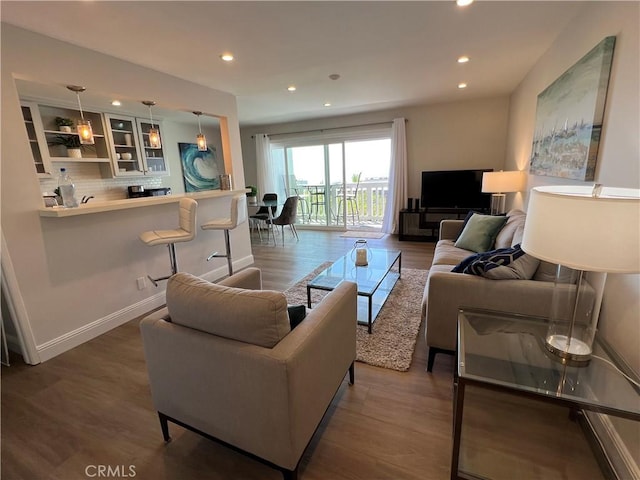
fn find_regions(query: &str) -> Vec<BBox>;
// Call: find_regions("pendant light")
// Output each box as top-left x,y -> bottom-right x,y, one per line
193,111 -> 207,151
142,101 -> 161,148
66,85 -> 94,145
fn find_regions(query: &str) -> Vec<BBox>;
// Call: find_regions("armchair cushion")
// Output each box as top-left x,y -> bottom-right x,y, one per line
166,272 -> 290,348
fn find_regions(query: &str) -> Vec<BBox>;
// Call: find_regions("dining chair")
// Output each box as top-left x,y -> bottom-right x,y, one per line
268,196 -> 299,246
249,193 -> 278,242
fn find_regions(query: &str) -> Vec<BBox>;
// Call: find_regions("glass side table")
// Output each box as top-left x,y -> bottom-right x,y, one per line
452,308 -> 640,480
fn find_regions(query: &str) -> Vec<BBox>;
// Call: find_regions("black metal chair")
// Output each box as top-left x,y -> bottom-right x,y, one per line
268,196 -> 299,246
249,193 -> 278,240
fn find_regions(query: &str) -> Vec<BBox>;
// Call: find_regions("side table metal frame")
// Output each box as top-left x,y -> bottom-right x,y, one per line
451,311 -> 640,480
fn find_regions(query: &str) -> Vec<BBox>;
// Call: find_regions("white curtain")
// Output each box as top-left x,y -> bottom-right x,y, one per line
381,118 -> 407,234
255,134 -> 277,199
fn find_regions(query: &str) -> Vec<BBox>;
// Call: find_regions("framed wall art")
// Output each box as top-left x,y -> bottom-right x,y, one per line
530,36 -> 616,181
178,142 -> 224,192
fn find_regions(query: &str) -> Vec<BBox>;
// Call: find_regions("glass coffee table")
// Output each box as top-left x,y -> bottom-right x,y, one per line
307,248 -> 401,333
452,308 -> 640,480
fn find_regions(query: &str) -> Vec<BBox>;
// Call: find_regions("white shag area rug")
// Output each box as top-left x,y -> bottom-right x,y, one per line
284,262 -> 427,372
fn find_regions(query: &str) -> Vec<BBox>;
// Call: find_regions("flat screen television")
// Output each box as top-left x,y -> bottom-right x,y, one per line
421,169 -> 492,210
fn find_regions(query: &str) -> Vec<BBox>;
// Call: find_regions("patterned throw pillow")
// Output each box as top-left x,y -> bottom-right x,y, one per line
452,244 -> 540,280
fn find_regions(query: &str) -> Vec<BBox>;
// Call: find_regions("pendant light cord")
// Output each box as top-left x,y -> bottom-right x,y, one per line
76,92 -> 85,120
148,106 -> 155,129
197,114 -> 203,134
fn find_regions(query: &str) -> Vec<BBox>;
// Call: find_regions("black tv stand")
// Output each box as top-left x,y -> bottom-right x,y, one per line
399,207 -> 486,242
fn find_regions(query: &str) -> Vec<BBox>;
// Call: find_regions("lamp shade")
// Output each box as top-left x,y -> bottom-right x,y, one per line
481,170 -> 525,193
521,186 -> 640,273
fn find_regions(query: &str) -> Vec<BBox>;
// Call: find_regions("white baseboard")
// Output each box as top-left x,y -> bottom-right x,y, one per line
37,290 -> 166,362
35,254 -> 255,362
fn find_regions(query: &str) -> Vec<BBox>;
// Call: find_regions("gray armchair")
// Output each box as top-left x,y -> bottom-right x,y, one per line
139,268 -> 357,479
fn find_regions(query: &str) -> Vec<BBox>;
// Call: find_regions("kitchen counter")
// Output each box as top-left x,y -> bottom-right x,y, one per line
38,189 -> 248,218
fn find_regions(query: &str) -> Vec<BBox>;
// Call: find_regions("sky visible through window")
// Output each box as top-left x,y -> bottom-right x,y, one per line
289,139 -> 391,185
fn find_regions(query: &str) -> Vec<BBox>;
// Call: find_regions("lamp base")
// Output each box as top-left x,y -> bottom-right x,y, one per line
545,334 -> 591,364
490,194 -> 506,215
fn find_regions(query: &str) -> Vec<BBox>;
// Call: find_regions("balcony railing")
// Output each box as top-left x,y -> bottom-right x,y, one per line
296,179 -> 388,227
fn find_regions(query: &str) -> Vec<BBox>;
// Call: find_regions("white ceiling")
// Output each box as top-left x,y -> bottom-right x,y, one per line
1,1 -> 587,127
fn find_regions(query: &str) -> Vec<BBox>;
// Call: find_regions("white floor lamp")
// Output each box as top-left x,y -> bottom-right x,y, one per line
481,171 -> 525,215
521,185 -> 640,363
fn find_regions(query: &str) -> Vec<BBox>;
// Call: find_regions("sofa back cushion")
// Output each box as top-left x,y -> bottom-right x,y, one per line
166,272 -> 290,348
494,209 -> 526,249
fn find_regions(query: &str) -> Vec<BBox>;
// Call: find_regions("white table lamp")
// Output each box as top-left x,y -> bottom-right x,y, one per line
521,185 -> 640,363
482,170 -> 525,215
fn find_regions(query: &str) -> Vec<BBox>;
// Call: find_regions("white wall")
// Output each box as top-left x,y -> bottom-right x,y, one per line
503,2 -> 639,473
241,96 -> 510,201
1,24 -> 252,362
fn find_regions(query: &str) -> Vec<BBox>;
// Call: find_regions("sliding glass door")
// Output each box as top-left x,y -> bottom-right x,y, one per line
270,129 -> 390,230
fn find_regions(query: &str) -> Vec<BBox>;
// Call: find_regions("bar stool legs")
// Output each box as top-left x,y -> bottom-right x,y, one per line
206,229 -> 234,276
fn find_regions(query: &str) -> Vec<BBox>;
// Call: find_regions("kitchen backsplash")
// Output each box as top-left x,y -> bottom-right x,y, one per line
40,162 -> 164,202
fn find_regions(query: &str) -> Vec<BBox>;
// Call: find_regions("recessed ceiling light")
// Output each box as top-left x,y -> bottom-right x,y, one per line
457,56 -> 470,64
458,82 -> 468,89
220,53 -> 234,62
328,73 -> 340,80
323,102 -> 331,107
111,100 -> 121,106
287,85 -> 297,92
456,0 -> 473,6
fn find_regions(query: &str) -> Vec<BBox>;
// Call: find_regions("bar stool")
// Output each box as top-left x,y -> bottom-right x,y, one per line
139,198 -> 198,287
201,194 -> 248,276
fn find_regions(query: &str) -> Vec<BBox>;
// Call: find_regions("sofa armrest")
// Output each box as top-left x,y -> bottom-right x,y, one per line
440,220 -> 464,241
218,267 -> 262,290
424,270 -> 594,352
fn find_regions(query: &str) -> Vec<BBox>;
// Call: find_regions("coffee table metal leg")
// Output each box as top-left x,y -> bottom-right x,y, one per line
368,295 -> 373,333
307,286 -> 312,309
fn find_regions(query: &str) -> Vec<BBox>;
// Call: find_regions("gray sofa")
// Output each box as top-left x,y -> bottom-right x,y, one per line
140,268 -> 357,479
422,209 -> 593,372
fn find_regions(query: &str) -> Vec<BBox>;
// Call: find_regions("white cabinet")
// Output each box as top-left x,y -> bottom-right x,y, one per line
104,114 -> 144,176
37,104 -> 111,166
136,119 -> 169,176
21,101 -> 52,178
22,100 -> 170,180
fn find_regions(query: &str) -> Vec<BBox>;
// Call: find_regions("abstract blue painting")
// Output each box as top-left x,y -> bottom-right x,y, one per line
178,143 -> 223,192
530,36 -> 615,181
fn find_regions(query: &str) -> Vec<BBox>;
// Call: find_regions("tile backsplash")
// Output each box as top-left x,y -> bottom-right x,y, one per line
41,163 -> 164,202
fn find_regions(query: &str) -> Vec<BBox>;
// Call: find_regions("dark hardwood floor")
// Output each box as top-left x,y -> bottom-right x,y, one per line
1,230 -> 603,480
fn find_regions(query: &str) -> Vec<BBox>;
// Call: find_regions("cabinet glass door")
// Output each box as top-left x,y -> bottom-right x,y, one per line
136,119 -> 169,175
21,101 -> 51,177
105,114 -> 143,176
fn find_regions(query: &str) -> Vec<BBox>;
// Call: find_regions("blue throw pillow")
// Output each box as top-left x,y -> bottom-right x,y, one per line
453,244 -> 540,280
